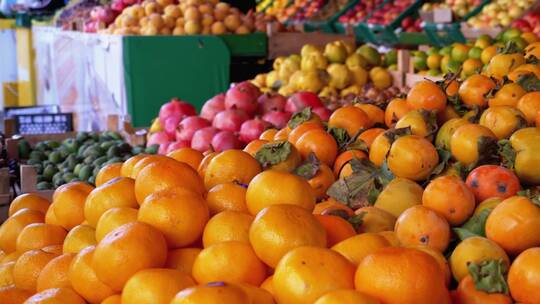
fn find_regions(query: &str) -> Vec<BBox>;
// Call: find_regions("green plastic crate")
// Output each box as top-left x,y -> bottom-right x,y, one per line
302,0 -> 360,33
397,31 -> 432,45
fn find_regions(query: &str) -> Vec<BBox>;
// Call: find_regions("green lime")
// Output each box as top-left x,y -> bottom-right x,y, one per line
439,46 -> 452,56
468,47 -> 482,60
413,51 -> 428,71
447,60 -> 461,74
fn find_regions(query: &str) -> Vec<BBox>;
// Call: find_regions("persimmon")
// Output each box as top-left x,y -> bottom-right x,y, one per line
368,131 -> 392,167
333,150 -> 367,177
243,139 -> 268,157
458,75 -> 496,108
332,232 -> 390,266
395,109 -> 437,138
354,207 -> 396,233
517,92 -> 540,125
374,177 -> 423,218
406,80 -> 447,112
488,83 -> 527,108
288,122 -> 324,146
273,127 -> 290,141
296,129 -> 338,166
315,215 -> 356,247
387,135 -> 439,181
254,141 -> 301,173
450,124 -> 497,166
308,164 -> 336,200
395,205 -> 451,252
259,128 -> 278,141
508,247 -> 540,304
357,128 -> 385,148
354,103 -> 385,125
385,97 -> 411,128
328,106 -> 372,137
455,274 -> 512,304
435,118 -> 471,151
423,176 -> 476,226
479,106 -> 527,139
465,165 -> 521,202
313,198 -> 355,217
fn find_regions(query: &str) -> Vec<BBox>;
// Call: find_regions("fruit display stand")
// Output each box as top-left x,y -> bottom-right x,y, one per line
300,0 -> 360,33
395,48 -> 443,88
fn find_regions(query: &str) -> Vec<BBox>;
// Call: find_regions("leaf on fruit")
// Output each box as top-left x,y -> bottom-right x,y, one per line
498,139 -> 516,170
383,127 -> 412,144
326,164 -> 378,209
419,109 -> 439,137
328,127 -> 351,151
294,153 -> 320,180
463,106 -> 482,123
468,259 -> 509,295
254,141 -> 292,168
517,188 -> 540,207
429,148 -> 452,179
448,95 -> 469,116
475,136 -> 499,166
516,73 -> 540,92
525,55 -> 540,65
453,208 -> 492,241
288,107 -> 314,129
497,41 -> 521,55
348,212 -> 366,232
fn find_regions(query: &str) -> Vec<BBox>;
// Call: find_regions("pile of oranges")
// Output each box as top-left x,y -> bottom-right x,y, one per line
1,50 -> 540,304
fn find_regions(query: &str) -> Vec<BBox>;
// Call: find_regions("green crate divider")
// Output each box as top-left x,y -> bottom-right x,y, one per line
219,33 -> 267,57
302,0 -> 360,33
397,31 -> 432,45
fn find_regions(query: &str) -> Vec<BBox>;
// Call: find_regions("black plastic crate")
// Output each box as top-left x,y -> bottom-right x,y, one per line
13,113 -> 73,135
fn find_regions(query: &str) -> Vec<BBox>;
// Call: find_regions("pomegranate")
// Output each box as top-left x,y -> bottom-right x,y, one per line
176,116 -> 211,142
111,0 -> 126,12
158,143 -> 171,155
147,131 -> 173,147
235,81 -> 261,99
239,118 -> 271,143
83,21 -> 98,33
158,98 -> 196,126
163,115 -> 182,138
191,127 -> 219,152
224,84 -> 258,115
262,111 -> 291,129
211,130 -> 243,152
285,92 -> 324,113
312,107 -> 332,121
212,109 -> 249,132
167,140 -> 191,153
257,93 -> 287,114
201,94 -> 226,122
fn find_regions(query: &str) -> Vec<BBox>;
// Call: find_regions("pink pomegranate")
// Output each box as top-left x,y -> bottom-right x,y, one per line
158,98 -> 196,126
201,94 -> 226,122
224,84 -> 258,115
262,111 -> 291,129
176,116 -> 211,142
312,107 -> 332,121
111,0 -> 126,12
163,116 -> 182,138
285,92 -> 324,113
239,118 -> 271,143
147,131 -> 173,147
257,93 -> 287,114
211,130 -> 242,152
166,140 -> 191,153
191,127 -> 219,152
236,81 -> 261,98
212,109 -> 249,132
158,142 -> 171,155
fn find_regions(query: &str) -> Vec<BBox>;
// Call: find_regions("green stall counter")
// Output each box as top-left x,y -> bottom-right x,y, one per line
122,33 -> 267,128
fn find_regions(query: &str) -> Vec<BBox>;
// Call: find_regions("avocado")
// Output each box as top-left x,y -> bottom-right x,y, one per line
36,175 -> 46,183
29,151 -> 46,161
27,158 -> 41,166
62,172 -> 76,183
47,141 -> 61,149
52,172 -> 63,186
74,163 -> 83,176
48,151 -> 63,164
100,141 -> 115,151
107,146 -> 121,158
33,163 -> 43,175
62,138 -> 80,154
34,142 -> 48,152
18,139 -> 31,159
93,156 -> 108,167
76,132 -> 90,143
88,175 -> 96,185
43,164 -> 59,181
37,182 -> 52,190
78,165 -> 92,181
84,155 -> 96,165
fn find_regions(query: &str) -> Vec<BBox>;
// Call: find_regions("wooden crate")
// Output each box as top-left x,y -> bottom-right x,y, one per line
19,165 -> 54,202
396,49 -> 444,88
0,168 -> 10,223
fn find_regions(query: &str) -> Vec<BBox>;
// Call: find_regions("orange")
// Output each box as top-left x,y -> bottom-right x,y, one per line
0,285 -> 32,304
259,128 -> 278,141
354,206 -> 396,233
246,170 -> 316,215
313,198 -> 354,217
296,129 -> 338,166
13,249 -> 59,292
288,122 -> 324,146
236,283 -> 275,304
84,177 -> 138,227
52,182 -> 94,202
314,289 -> 381,304
409,245 -> 451,286
488,83 -> 527,108
355,247 -> 450,304
355,103 -> 385,125
2,252 -> 21,264
378,231 -> 400,246
0,209 -> 44,253
385,97 -> 411,127
406,80 -> 447,112
243,139 -> 268,156
204,150 -> 262,190
485,196 -> 540,256
455,274 -> 512,304
135,160 -> 205,204
193,241 -> 267,285
23,287 -> 85,304
121,268 -> 195,304
387,135 -> 439,181
206,182 -> 248,215
95,207 -> 138,242
62,224 -> 96,254
249,204 -> 326,268
0,261 -> 15,287
423,175 -> 476,226
508,247 -> 540,304
357,128 -> 385,148
374,177 -> 423,218
449,236 -> 509,282
315,215 -> 356,247
8,194 -> 49,217
458,74 -> 496,108
48,183 -> 92,230
517,92 -> 540,125
120,154 -> 147,177
92,222 -> 168,291
130,155 -> 174,179
95,163 -> 123,187
202,211 -> 253,247
260,275 -> 274,296
308,164 -> 336,200
138,188 -> 209,248
273,246 -> 355,304
36,253 -> 74,292
197,151 -> 217,178
167,147 -> 204,171
450,124 -> 497,166
165,248 -> 201,276
41,245 -> 62,256
329,106 -> 372,137
331,233 -> 390,266
68,246 -> 115,303
15,223 -> 66,253
395,205 -> 451,252
170,282 -> 250,304
333,150 -> 367,177
273,127 -> 290,141
101,295 -> 121,304
44,207 -> 59,227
